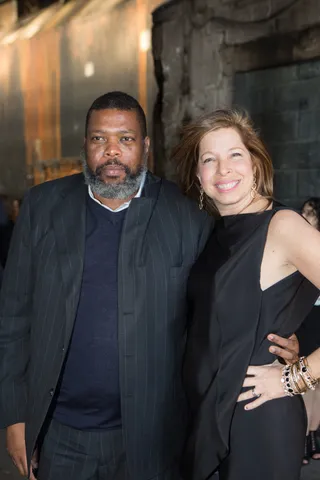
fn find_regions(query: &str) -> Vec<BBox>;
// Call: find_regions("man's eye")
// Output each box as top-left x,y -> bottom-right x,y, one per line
122,137 -> 134,142
92,136 -> 104,141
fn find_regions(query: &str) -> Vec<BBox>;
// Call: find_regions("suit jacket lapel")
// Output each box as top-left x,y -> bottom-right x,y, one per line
118,172 -> 161,316
123,172 -> 161,263
52,172 -> 161,345
52,178 -> 87,345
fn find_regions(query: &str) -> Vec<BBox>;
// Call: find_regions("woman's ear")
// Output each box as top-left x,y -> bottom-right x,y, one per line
252,159 -> 257,177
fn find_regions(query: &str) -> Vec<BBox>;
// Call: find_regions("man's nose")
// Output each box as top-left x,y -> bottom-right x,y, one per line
104,140 -> 121,157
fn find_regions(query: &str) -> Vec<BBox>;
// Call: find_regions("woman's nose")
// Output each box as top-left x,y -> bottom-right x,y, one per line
217,159 -> 231,176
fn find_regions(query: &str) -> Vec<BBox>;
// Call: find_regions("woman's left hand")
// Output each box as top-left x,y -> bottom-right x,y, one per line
237,363 -> 286,410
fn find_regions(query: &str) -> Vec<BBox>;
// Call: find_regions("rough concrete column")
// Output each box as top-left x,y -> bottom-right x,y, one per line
152,0 -> 185,178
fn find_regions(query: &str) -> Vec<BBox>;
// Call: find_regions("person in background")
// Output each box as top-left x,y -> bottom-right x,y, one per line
300,197 -> 320,464
0,198 -> 6,285
0,195 -> 14,267
302,197 -> 320,230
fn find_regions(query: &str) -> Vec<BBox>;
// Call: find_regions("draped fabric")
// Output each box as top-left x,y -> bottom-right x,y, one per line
183,208 -> 319,480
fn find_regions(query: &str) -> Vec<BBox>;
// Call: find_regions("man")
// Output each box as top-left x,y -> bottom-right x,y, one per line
0,194 -> 14,267
0,92 -> 298,480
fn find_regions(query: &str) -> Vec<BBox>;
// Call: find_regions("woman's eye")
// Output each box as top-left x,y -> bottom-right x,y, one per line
203,157 -> 214,164
231,152 -> 241,158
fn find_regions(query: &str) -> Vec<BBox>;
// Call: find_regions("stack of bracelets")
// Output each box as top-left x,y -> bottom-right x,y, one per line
281,356 -> 319,396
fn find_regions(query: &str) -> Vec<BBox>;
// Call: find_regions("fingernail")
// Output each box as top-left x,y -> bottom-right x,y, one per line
270,347 -> 276,353
245,405 -> 249,410
268,335 -> 274,340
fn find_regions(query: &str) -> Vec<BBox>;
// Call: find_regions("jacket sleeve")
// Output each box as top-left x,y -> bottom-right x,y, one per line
0,193 -> 32,428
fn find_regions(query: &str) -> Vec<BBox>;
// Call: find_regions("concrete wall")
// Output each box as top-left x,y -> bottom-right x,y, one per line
152,0 -> 320,204
235,61 -> 320,206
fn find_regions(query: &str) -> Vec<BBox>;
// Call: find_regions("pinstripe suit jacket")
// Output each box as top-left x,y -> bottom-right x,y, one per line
0,172 -> 213,479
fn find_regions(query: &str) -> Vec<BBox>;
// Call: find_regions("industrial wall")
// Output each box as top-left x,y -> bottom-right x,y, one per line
153,0 -> 320,206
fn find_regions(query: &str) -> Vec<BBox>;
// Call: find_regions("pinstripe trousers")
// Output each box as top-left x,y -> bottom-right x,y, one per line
37,419 -> 127,480
37,419 -> 182,480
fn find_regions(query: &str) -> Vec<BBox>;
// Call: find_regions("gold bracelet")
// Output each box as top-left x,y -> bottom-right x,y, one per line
292,362 -> 307,394
298,357 -> 318,391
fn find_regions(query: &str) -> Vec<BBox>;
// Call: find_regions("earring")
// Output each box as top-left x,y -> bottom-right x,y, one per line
199,186 -> 204,210
251,176 -> 257,199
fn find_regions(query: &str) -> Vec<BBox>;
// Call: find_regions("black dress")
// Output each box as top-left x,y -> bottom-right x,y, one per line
182,208 -> 319,480
297,302 -> 320,356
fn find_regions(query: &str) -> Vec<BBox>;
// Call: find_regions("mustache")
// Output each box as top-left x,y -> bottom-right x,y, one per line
95,159 -> 131,176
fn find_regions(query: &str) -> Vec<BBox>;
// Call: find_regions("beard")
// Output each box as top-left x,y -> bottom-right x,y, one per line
80,149 -> 147,200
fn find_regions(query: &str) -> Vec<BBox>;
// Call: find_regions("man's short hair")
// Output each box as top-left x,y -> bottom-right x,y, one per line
85,91 -> 147,138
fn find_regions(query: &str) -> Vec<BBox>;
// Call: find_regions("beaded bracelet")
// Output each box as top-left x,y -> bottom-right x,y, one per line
281,357 -> 318,397
281,364 -> 298,397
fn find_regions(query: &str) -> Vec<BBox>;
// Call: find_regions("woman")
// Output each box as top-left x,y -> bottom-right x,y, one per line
173,109 -> 320,480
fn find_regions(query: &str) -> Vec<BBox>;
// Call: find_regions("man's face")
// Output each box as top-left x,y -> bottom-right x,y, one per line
83,109 -> 149,199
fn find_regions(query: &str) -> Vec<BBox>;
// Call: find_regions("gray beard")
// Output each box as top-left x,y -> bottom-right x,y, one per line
80,149 -> 147,200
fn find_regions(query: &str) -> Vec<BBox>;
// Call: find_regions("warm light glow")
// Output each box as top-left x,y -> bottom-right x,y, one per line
23,23 -> 41,39
1,31 -> 18,45
84,62 -> 95,78
139,29 -> 151,52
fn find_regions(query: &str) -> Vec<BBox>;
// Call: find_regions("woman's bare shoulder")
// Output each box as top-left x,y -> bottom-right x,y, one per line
269,208 -> 307,236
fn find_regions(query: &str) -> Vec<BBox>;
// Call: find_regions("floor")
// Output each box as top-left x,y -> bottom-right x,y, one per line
301,459 -> 320,480
0,429 -> 319,479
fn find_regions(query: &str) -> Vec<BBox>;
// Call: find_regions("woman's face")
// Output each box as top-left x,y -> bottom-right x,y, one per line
197,127 -> 255,215
302,204 -> 318,230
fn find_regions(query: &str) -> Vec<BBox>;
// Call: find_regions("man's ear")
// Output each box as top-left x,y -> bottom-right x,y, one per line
144,137 -> 150,154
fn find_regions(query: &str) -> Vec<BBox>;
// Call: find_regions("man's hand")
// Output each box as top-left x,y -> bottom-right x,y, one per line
6,423 -> 37,479
268,333 -> 299,364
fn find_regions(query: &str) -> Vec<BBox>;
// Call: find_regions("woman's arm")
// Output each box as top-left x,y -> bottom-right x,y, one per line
306,348 -> 320,379
238,210 -> 320,409
269,209 -> 320,289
